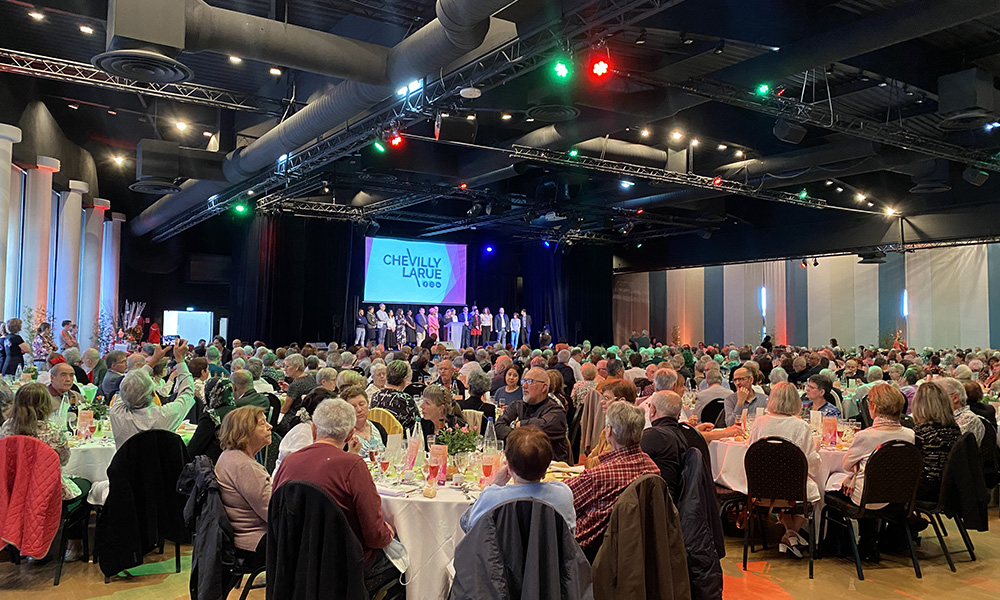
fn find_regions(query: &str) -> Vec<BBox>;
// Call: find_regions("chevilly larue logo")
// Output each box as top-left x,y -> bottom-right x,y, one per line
382,249 -> 444,289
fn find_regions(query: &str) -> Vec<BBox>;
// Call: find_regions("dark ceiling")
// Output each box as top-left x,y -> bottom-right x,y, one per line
5,0 -> 1000,268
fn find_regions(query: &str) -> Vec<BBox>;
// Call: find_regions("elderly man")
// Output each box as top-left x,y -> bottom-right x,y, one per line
62,347 -> 89,386
568,348 -> 585,384
568,402 -> 659,560
415,307 -> 428,346
694,369 -> 731,421
81,348 -> 108,386
788,356 -> 810,385
640,391 -> 689,500
206,346 -> 229,377
723,367 -> 766,427
245,357 -> 275,394
232,369 -> 269,410
99,350 -> 129,400
596,358 -> 624,393
110,340 -> 195,448
940,377 -> 986,444
376,303 -> 390,346
48,362 -> 83,404
496,367 -> 570,463
433,358 -> 466,401
596,359 -> 608,382
553,350 -> 577,387
273,398 -> 399,595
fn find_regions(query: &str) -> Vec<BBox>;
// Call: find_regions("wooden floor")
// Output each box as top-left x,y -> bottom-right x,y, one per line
4,513 -> 1000,599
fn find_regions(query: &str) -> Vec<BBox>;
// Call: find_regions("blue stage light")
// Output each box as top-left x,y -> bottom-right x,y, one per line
543,241 -> 551,248
485,246 -> 493,253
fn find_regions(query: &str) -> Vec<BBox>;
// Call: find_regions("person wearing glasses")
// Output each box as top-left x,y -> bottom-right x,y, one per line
722,367 -> 766,427
99,350 -> 129,400
496,367 -> 570,463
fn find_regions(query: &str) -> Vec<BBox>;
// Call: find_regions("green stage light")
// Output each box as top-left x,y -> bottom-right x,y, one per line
797,189 -> 808,199
568,148 -> 579,158
553,61 -> 570,79
755,83 -> 770,96
234,203 -> 247,214
373,140 -> 386,153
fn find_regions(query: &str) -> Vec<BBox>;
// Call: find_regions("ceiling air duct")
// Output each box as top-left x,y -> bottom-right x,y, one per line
95,0 -> 391,84
936,68 -> 999,131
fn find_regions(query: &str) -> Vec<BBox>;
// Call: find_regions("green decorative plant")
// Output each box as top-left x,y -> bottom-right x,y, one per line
81,401 -> 109,419
434,424 -> 480,455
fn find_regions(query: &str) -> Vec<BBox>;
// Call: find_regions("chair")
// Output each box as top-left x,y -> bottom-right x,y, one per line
913,433 -> 984,572
368,407 -> 403,436
579,389 -> 604,454
701,399 -> 726,429
820,441 -> 923,580
567,401 -> 584,462
265,393 -> 282,428
742,437 -> 816,579
256,431 -> 283,475
462,409 -> 484,433
262,375 -> 279,389
679,423 -> 746,528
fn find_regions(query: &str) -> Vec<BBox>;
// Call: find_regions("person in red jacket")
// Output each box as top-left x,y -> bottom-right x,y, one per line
147,321 -> 161,345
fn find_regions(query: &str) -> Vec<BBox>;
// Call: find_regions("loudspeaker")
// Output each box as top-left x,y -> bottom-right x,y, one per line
963,167 -> 989,186
773,118 -> 807,144
435,112 -> 478,143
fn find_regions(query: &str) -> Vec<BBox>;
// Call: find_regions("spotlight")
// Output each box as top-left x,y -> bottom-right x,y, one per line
885,207 -> 897,216
568,149 -> 579,158
813,258 -> 819,267
867,202 -> 874,207
671,130 -> 683,141
107,109 -> 117,115
485,246 -> 493,253
797,189 -> 808,199
246,189 -> 254,196
640,128 -> 650,137
553,61 -> 570,79
800,259 -> 807,269
713,40 -> 725,55
734,149 -> 744,158
467,204 -> 482,217
28,11 -> 43,20
712,176 -> 723,186
229,56 -> 242,64
79,25 -> 93,34
278,154 -> 287,162
269,67 -> 282,76
465,114 -> 476,121
373,140 -> 386,153
389,133 -> 403,147
591,59 -> 610,77
175,121 -> 187,131
234,204 -> 247,214
825,180 -> 833,186
526,118 -> 535,122
835,187 -> 844,193
620,181 -> 635,189
636,29 -> 647,45
543,241 -> 551,248
636,243 -> 643,248
68,103 -> 79,110
854,193 -> 866,202
755,83 -> 770,96
186,307 -> 194,312
636,209 -> 644,215
459,182 -> 468,190
680,32 -> 694,45
717,144 -> 727,151
690,138 -> 700,146
368,219 -> 380,234
112,156 -> 125,166
323,187 -> 330,194
203,130 -> 213,137
501,113 -> 512,120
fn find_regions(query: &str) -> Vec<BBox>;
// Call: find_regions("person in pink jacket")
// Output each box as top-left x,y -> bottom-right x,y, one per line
428,307 -> 440,341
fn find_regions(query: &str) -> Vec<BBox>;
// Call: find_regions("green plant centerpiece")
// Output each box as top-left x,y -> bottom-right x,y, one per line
435,424 -> 480,455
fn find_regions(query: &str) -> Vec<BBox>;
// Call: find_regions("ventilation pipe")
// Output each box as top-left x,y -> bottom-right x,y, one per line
460,0 -> 1000,185
95,0 -> 391,84
131,0 -> 515,236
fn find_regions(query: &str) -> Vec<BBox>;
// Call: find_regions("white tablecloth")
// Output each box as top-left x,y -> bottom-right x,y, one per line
380,486 -> 474,600
708,439 -> 849,495
64,437 -> 116,483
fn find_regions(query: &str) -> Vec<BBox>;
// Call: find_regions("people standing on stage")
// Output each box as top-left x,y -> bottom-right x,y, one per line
481,308 -> 493,344
470,307 -> 482,348
355,309 -> 367,346
510,312 -> 521,348
459,306 -> 471,348
385,310 -> 397,349
428,307 -> 439,341
520,310 -> 532,347
405,310 -> 417,346
395,309 -> 406,349
415,308 -> 428,346
365,306 -> 377,346
495,308 -> 509,346
376,304 -> 389,346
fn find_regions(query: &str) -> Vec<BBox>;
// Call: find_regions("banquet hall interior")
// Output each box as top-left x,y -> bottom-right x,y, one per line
6,0 -> 1000,598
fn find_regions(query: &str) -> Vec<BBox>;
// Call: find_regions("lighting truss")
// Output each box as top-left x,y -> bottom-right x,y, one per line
666,77 -> 1000,172
146,0 -> 685,240
510,145 -> 828,208
0,48 -> 288,116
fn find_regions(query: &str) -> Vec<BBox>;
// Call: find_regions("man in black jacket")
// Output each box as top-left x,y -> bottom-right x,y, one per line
639,391 -> 689,501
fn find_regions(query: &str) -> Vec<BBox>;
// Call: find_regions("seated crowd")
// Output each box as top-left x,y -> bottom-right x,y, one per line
2,320 -> 998,594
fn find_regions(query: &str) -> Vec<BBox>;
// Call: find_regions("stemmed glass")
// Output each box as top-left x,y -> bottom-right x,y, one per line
427,454 -> 441,486
377,450 -> 391,481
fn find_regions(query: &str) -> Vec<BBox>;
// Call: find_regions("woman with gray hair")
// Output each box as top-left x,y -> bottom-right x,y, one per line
370,360 -> 420,431
188,377 -> 238,462
747,382 -> 821,557
109,340 -> 196,448
457,369 -> 496,433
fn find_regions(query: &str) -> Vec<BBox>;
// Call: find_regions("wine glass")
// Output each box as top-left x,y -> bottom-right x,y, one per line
427,455 -> 441,486
378,450 -> 390,481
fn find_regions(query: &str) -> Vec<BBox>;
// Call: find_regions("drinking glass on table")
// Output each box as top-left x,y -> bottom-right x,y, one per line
427,454 -> 441,486
378,450 -> 391,481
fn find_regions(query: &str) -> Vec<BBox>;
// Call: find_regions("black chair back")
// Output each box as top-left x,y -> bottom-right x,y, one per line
979,417 -> 1000,489
744,437 -> 807,503
262,375 -> 279,389
701,399 -> 726,429
265,393 -> 282,428
856,440 -> 922,508
856,390 -> 873,428
679,422 -> 712,477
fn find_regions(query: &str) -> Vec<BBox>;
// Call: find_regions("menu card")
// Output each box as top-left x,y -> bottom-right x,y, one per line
78,410 -> 94,438
822,416 -> 838,446
430,444 -> 449,486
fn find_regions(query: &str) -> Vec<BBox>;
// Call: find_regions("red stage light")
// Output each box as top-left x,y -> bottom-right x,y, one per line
712,176 -> 723,186
459,182 -> 468,190
636,209 -> 643,214
389,134 -> 403,147
592,59 -> 610,77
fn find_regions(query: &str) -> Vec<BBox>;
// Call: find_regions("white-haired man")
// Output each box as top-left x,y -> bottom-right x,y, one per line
640,391 -> 689,500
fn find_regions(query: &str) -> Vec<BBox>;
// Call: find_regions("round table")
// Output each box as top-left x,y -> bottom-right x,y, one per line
708,438 -> 849,495
379,486 -> 474,600
64,436 -> 116,483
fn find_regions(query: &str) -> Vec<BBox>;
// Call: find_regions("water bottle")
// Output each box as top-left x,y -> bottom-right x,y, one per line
483,417 -> 497,452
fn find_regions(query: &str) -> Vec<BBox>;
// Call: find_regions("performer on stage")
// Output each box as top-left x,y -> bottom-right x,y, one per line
494,308 -> 509,346
395,309 -> 406,349
355,309 -> 367,345
376,303 -> 389,346
510,312 -> 521,348
428,307 -> 439,341
405,310 -> 417,346
415,307 -> 428,346
520,309 -> 532,347
365,306 -> 377,345
470,307 -> 482,347
480,307 -> 493,345
459,306 -> 471,348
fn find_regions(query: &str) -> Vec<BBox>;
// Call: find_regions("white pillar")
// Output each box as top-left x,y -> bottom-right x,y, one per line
0,124 -> 22,319
78,199 -> 109,350
100,212 -> 126,325
53,180 -> 88,327
19,156 -> 60,322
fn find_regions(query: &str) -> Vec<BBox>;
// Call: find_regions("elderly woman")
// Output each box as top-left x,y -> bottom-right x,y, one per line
32,322 -> 58,370
911,381 -> 962,502
804,374 -> 841,417
341,385 -> 387,456
188,378 -> 238,463
366,362 -> 387,398
215,406 -> 273,569
336,368 -> 366,393
0,318 -> 31,376
369,360 -> 420,432
571,363 -> 599,409
836,385 -> 914,561
457,369 -> 496,433
461,425 -> 575,532
276,387 -> 337,471
585,379 -> 637,469
748,381 -> 821,557
419,384 -> 467,448
109,340 -> 195,449
188,357 -> 210,403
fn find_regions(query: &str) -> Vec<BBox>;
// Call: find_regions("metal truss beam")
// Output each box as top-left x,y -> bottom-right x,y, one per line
147,0 -> 686,239
510,145 -> 829,208
0,48 -> 287,116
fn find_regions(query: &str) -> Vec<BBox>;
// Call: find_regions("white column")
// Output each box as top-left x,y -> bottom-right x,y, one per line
19,156 -> 60,321
53,180 -> 88,327
0,124 -> 22,318
78,199 -> 109,350
5,165 -> 24,319
100,212 -> 126,324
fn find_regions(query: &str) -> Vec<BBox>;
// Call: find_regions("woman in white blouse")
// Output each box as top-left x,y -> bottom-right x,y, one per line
840,384 -> 913,561
748,381 -> 821,557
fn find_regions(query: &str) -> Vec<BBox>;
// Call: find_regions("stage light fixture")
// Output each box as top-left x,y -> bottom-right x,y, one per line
712,176 -> 723,186
671,130 -> 683,141
640,128 -> 650,137
203,130 -> 213,137
713,40 -> 725,55
636,29 -> 646,45
717,144 -> 727,151
186,306 -> 194,312
568,149 -> 579,158
229,56 -> 242,64
734,149 -> 744,158
112,156 -> 124,166
389,133 -> 403,147
175,121 -> 187,131
800,259 -> 807,269
246,189 -> 254,196
620,180 -> 635,189
680,32 -> 693,45
373,140 -> 386,153
79,25 -> 93,34
867,202 -> 874,207
636,243 -> 643,248
636,209 -> 643,215
501,113 -> 512,120
68,103 -> 79,110
28,10 -> 43,20
323,187 -> 330,194
553,61 -> 570,79
825,180 -> 833,186
797,189 -> 808,199
269,67 -> 282,76
107,109 -> 117,115
465,114 -> 476,121
854,192 -> 866,202
485,246 -> 493,253
835,186 -> 844,193
467,204 -> 482,217
591,59 -> 610,77
543,241 -> 551,248
459,182 -> 468,190
234,204 -> 247,214
690,138 -> 700,146
813,258 -> 819,267
885,207 -> 897,216
755,83 -> 770,96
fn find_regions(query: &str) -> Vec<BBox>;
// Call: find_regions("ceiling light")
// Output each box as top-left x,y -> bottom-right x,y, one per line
203,130 -> 213,137
466,114 -> 476,120
568,149 -> 579,158
175,121 -> 187,131
112,156 -> 124,165
717,144 -> 727,151
835,186 -> 844,193
389,134 -> 403,147
373,140 -> 386,153
878,81 -> 888,87
690,138 -> 699,146
670,130 -> 683,140
640,128 -> 650,137
797,189 -> 808,199
459,85 -> 481,98
79,25 -> 93,34
246,189 -> 255,196
620,180 -> 635,189
553,61 -> 570,79
396,86 -> 408,96
501,113 -> 512,120
800,259 -> 807,269
591,59 -> 610,77
28,11 -> 43,20
680,32 -> 693,45
825,180 -> 833,186
770,46 -> 780,52
278,153 -> 288,162
459,182 -> 468,190
867,202 -> 874,207
323,187 -> 330,194
269,67 -> 282,76
885,207 -> 897,216
68,103 -> 79,110
526,117 -> 535,122
854,193 -> 866,202
107,109 -> 117,115
636,29 -> 646,45
734,149 -> 744,158
229,56 -> 242,64
234,204 -> 247,213
713,40 -> 725,55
